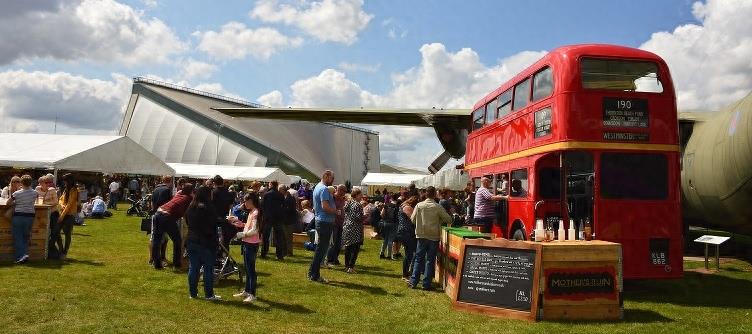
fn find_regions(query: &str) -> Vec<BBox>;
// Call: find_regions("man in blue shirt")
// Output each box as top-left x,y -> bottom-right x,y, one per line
308,170 -> 337,283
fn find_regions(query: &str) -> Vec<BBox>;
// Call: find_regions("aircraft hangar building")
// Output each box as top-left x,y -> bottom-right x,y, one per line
118,77 -> 380,184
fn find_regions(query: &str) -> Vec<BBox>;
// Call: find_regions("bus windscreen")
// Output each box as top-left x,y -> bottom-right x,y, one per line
581,58 -> 664,93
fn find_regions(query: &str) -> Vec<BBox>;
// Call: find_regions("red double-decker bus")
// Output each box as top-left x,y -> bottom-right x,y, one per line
465,44 -> 682,279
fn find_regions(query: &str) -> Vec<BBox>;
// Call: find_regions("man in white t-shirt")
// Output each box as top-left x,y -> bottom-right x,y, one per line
108,179 -> 120,210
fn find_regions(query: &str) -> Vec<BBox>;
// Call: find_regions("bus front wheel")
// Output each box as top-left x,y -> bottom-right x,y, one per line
512,229 -> 526,241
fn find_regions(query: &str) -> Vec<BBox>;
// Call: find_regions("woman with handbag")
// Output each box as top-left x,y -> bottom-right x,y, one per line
396,196 -> 418,281
58,173 -> 78,259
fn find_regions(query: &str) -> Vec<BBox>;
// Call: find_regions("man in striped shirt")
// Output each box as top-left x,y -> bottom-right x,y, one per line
473,176 -> 508,234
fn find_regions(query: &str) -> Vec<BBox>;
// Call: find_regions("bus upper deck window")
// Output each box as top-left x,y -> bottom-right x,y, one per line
496,89 -> 512,118
472,107 -> 485,131
532,67 -> 554,101
485,100 -> 497,124
513,78 -> 530,111
581,58 -> 664,93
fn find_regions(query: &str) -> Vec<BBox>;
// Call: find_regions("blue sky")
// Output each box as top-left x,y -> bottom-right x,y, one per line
1,0 -> 750,169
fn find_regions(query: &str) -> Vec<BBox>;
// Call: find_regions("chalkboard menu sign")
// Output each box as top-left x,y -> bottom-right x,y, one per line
602,97 -> 648,128
453,238 -> 541,321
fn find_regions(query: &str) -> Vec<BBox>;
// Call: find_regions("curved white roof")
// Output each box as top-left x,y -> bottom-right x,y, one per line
167,163 -> 290,184
0,133 -> 174,175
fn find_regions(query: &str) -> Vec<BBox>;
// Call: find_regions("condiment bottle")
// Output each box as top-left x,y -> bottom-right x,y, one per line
584,218 -> 593,241
557,219 -> 566,241
534,218 -> 544,242
567,219 -> 576,240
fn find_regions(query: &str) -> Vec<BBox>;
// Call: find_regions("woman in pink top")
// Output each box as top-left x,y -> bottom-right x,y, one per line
228,193 -> 260,303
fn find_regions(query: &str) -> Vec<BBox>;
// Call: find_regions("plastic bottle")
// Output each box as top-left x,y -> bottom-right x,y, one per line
578,219 -> 584,240
584,218 -> 593,241
557,219 -> 566,241
567,219 -> 576,241
534,218 -> 544,242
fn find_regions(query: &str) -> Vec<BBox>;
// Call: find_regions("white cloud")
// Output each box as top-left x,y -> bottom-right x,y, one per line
0,70 -> 131,133
382,18 -> 407,40
257,90 -> 285,107
289,69 -> 381,107
262,43 -> 545,167
250,0 -> 373,45
0,0 -> 187,66
338,62 -> 381,73
10,121 -> 41,134
194,22 -> 303,60
640,0 -> 752,110
178,58 -> 218,81
141,0 -> 158,8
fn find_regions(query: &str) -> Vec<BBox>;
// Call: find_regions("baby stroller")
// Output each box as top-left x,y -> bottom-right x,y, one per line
126,193 -> 151,217
208,226 -> 243,283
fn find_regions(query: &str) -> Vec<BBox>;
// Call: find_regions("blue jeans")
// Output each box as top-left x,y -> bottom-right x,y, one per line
242,243 -> 259,295
187,241 -> 216,298
308,221 -> 332,280
401,237 -> 417,278
380,224 -> 395,258
108,192 -> 118,209
326,224 -> 342,263
12,215 -> 34,260
410,238 -> 439,289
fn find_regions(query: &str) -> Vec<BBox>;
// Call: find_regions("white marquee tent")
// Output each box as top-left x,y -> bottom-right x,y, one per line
0,133 -> 174,175
361,173 -> 426,187
168,163 -> 291,184
415,168 -> 469,191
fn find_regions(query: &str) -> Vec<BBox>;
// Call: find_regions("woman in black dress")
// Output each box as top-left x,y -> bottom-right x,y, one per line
341,188 -> 364,273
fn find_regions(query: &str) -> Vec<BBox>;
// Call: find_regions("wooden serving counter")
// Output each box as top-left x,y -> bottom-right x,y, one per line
0,203 -> 51,262
533,240 -> 623,320
450,238 -> 623,321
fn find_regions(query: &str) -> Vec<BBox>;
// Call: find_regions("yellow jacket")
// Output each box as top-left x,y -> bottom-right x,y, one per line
59,188 -> 79,217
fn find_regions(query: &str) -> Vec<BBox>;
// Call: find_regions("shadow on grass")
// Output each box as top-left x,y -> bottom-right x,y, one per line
358,269 -> 402,279
544,309 -> 672,324
72,233 -> 91,237
220,297 -> 315,314
0,257 -> 105,269
328,280 -> 402,296
625,271 -> 752,309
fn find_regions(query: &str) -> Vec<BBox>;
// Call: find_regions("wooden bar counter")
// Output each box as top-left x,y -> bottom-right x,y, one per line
534,240 -> 623,321
0,203 -> 51,262
451,238 -> 622,321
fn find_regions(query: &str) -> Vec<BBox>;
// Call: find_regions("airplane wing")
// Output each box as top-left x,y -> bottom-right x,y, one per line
212,107 -> 472,129
213,106 -> 472,173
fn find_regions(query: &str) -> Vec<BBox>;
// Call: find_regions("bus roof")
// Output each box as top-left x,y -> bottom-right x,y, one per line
472,44 -> 668,110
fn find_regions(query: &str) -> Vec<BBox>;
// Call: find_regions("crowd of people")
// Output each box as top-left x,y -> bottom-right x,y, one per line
2,168 -> 491,301
1,173 -> 82,263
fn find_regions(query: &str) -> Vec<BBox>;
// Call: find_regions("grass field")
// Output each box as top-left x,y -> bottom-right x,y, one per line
1,210 -> 751,334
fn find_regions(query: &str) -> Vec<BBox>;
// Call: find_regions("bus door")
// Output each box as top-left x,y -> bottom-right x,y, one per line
564,151 -> 595,231
537,153 -> 564,230
494,172 -> 509,237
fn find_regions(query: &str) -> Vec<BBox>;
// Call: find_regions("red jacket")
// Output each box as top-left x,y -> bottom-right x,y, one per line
159,191 -> 193,219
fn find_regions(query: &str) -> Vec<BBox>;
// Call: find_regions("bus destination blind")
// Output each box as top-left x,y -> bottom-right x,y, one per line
603,97 -> 649,128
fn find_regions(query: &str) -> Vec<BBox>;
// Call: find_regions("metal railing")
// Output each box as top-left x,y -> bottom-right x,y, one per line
133,76 -> 264,108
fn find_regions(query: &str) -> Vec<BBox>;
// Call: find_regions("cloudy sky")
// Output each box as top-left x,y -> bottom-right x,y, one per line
1,0 -> 750,169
